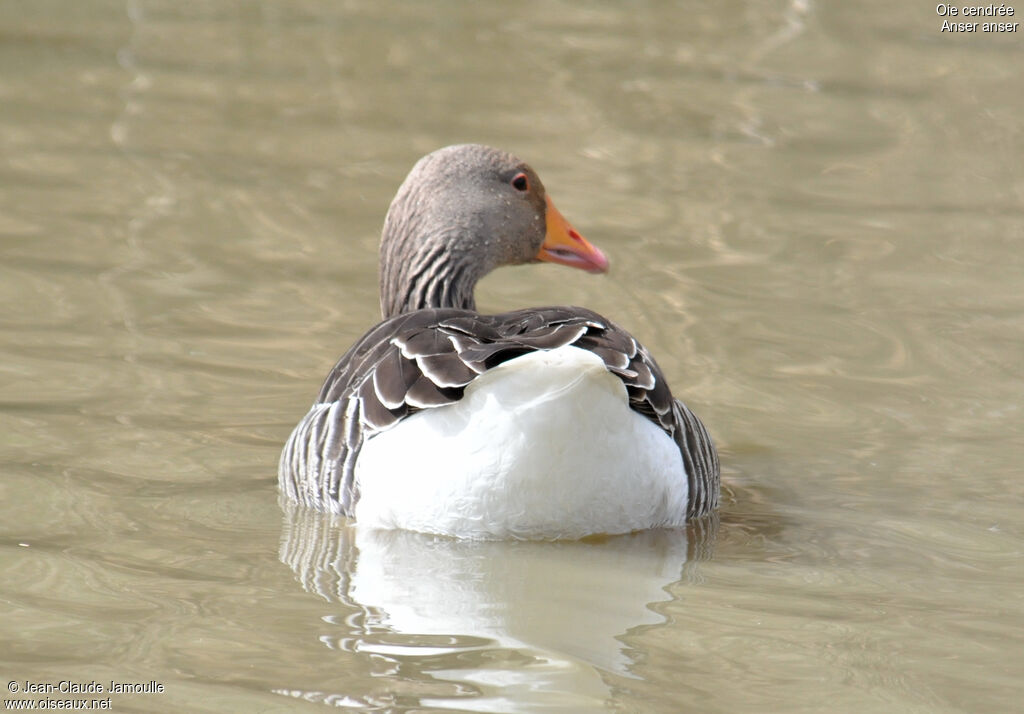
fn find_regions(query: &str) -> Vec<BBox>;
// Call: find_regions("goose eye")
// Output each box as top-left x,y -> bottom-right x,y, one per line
511,172 -> 529,192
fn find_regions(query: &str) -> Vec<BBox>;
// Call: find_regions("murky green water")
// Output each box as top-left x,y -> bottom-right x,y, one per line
2,1 -> 1022,711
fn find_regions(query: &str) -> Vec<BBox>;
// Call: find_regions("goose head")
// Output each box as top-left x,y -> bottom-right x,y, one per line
378,144 -> 609,319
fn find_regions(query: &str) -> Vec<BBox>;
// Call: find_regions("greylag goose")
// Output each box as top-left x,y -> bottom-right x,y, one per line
279,144 -> 719,539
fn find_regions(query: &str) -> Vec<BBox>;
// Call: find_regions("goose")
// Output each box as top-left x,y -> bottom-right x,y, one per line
279,144 -> 719,540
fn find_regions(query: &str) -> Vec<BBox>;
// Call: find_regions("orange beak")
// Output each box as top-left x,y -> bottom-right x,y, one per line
536,195 -> 609,274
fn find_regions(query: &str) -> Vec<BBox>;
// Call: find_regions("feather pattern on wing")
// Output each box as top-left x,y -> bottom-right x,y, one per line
279,306 -> 719,518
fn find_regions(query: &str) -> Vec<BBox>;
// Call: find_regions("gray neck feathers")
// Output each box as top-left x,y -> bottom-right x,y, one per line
379,229 -> 480,318
378,180 -> 484,319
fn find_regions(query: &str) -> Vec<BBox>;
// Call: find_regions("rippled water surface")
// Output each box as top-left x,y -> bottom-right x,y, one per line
3,1 -> 1023,712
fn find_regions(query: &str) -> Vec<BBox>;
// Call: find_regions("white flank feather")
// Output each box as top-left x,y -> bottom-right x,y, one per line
354,345 -> 687,539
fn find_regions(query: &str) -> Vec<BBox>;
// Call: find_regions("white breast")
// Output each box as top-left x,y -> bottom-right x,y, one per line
354,345 -> 687,539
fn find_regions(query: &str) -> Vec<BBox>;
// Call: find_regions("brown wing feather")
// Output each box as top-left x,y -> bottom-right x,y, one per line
279,306 -> 719,518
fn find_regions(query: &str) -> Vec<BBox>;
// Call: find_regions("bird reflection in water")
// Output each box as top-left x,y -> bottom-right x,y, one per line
275,500 -> 718,711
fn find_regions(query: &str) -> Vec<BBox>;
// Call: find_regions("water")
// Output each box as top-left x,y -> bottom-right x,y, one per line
2,1 -> 1023,711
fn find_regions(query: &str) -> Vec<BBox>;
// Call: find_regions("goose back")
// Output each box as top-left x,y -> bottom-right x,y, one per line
279,306 -> 719,520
